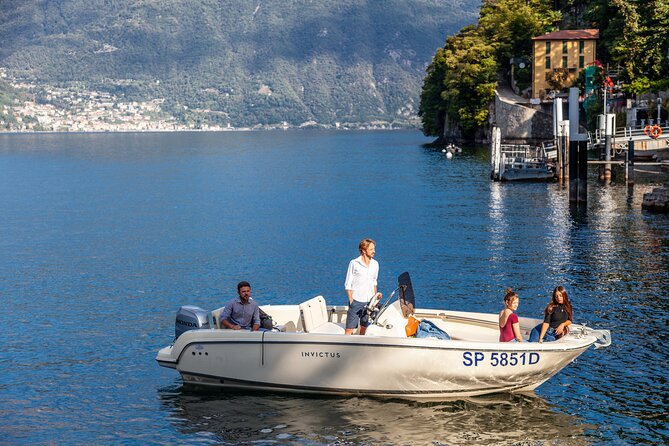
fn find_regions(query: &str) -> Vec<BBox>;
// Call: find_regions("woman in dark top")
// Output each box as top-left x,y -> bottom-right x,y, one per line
529,286 -> 573,342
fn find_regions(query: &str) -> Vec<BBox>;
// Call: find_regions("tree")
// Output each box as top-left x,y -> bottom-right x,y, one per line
440,27 -> 498,137
546,68 -> 570,91
419,48 -> 449,137
479,0 -> 561,70
585,0 -> 668,93
419,0 -> 560,139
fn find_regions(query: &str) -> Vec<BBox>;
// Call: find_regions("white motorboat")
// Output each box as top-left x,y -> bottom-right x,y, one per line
499,158 -> 554,181
156,273 -> 610,399
441,143 -> 462,156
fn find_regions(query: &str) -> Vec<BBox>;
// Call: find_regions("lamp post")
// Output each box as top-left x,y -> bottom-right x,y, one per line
658,97 -> 662,126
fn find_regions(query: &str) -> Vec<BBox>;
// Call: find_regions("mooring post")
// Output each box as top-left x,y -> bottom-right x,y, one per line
569,140 -> 578,201
554,98 -> 563,182
628,138 -> 635,186
562,121 -> 569,182
556,134 -> 563,182
491,126 -> 501,180
578,140 -> 588,202
602,114 -> 614,182
568,88 -> 588,202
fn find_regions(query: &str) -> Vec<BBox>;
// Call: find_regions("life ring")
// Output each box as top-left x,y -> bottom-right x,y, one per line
649,125 -> 662,139
643,125 -> 652,136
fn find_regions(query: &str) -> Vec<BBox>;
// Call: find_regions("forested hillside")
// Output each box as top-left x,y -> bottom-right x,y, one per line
419,0 -> 669,139
0,0 -> 479,128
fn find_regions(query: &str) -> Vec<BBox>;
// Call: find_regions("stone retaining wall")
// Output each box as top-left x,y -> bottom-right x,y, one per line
642,182 -> 669,213
491,91 -> 554,144
441,90 -> 556,144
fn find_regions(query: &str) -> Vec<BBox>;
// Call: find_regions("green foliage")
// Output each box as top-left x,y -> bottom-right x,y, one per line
546,68 -> 570,91
419,48 -> 449,137
0,78 -> 28,128
625,76 -> 651,95
0,0 -> 481,127
421,0 -> 669,138
512,63 -> 532,93
479,0 -> 561,69
420,0 -> 556,138
584,94 -> 602,132
440,27 -> 498,136
583,0 -> 668,93
650,79 -> 669,93
0,78 -> 20,106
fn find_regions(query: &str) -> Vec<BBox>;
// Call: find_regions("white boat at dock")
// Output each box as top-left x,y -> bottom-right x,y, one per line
156,273 -> 610,399
491,143 -> 554,181
489,127 -> 556,181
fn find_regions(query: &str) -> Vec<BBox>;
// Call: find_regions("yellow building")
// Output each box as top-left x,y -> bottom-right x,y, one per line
532,29 -> 598,99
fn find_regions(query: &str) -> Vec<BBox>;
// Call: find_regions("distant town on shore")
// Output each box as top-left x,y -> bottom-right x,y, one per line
0,69 -> 418,133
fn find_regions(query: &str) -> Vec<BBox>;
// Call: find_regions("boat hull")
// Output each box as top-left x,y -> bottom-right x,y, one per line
157,329 -> 596,399
500,168 -> 554,181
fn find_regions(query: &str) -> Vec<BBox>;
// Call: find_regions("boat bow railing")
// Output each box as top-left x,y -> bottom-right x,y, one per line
572,324 -> 612,349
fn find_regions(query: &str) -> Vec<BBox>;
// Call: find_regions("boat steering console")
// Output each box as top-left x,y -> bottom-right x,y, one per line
366,271 -> 416,325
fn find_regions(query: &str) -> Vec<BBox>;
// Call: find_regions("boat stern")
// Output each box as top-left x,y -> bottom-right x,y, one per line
156,345 -> 177,369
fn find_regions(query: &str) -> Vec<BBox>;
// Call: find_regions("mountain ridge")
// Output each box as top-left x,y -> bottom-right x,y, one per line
0,0 -> 479,129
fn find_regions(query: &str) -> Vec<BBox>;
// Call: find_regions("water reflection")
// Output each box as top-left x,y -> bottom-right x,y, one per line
487,182 -> 508,265
544,186 -> 573,276
159,385 -> 591,445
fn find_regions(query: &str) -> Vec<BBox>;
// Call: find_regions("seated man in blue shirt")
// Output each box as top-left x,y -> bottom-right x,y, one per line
220,281 -> 261,331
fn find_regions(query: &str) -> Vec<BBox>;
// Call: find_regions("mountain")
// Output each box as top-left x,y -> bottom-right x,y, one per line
0,0 -> 479,129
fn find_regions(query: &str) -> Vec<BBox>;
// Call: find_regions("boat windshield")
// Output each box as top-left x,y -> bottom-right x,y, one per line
397,272 -> 416,317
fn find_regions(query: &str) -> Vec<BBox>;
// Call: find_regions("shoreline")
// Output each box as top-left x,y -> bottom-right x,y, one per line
0,126 -> 422,135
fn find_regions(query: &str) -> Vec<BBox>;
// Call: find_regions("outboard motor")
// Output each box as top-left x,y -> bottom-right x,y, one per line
175,305 -> 210,339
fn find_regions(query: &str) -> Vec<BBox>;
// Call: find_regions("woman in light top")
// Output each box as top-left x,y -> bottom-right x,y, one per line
499,288 -> 523,342
529,286 -> 573,342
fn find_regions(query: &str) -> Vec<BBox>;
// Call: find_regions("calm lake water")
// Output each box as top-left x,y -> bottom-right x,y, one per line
1,130 -> 667,445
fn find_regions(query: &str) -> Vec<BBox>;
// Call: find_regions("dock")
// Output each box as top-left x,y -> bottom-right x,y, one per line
591,126 -> 669,154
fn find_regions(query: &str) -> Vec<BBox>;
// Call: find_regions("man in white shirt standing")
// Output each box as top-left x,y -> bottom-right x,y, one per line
344,238 -> 381,335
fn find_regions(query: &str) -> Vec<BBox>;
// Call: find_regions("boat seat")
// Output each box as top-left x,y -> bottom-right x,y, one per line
211,306 -> 226,329
299,296 -> 345,334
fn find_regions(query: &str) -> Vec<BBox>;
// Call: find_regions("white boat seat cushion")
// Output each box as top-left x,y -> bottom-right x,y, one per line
299,296 -> 344,334
211,306 -> 226,329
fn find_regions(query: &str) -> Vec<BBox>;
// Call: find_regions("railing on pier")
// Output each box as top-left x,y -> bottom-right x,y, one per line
491,138 -> 552,181
618,126 -> 668,140
589,125 -> 668,149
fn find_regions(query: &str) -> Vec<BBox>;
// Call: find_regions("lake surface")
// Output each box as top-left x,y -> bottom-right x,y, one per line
1,130 -> 667,445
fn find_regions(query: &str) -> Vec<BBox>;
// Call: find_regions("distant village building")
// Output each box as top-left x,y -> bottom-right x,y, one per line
531,29 -> 598,99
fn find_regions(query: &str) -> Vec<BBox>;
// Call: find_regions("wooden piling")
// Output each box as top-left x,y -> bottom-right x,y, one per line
627,139 -> 635,186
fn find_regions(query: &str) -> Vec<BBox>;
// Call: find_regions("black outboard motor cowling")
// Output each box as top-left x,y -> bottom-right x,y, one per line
175,305 -> 210,339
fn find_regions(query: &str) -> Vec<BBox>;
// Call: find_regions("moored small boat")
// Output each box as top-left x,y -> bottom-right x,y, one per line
491,142 -> 555,181
499,158 -> 554,181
